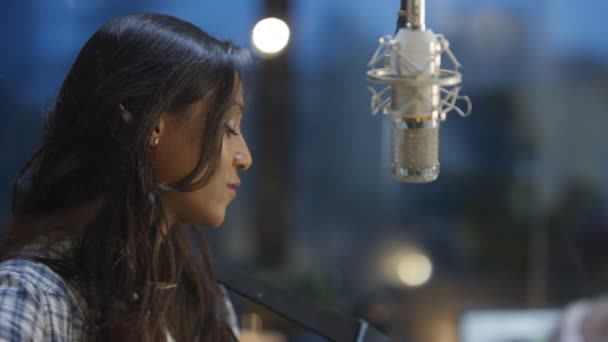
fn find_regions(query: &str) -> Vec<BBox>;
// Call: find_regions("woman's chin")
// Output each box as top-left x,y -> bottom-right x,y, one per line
204,212 -> 226,228
172,205 -> 227,229
208,220 -> 224,229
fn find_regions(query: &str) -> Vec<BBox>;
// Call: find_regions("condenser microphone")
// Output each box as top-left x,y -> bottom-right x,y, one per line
367,0 -> 472,183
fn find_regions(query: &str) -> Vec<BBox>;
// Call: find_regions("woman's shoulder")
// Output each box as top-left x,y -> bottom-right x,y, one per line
0,258 -> 88,341
0,258 -> 69,295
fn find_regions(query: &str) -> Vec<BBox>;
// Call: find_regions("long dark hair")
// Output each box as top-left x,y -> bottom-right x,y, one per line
0,13 -> 248,341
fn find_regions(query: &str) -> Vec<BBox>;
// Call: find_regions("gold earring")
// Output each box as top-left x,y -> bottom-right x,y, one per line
153,137 -> 160,146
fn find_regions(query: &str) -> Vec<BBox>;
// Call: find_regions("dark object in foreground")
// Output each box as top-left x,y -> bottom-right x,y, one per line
216,265 -> 391,342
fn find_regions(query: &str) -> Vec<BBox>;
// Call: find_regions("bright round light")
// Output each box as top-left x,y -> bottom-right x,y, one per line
251,17 -> 290,57
397,251 -> 433,287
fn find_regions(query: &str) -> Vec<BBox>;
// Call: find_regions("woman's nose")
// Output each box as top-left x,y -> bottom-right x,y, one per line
234,141 -> 252,172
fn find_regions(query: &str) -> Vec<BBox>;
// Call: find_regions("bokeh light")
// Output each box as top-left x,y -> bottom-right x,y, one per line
251,17 -> 290,57
396,250 -> 433,288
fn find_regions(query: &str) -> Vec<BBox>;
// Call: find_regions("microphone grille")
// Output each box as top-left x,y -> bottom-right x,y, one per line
392,118 -> 440,183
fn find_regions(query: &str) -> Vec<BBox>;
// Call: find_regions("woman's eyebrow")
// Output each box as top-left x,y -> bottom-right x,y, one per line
232,102 -> 245,112
228,102 -> 245,117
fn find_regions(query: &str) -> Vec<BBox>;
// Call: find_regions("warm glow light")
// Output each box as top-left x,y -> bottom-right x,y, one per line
396,251 -> 433,287
240,313 -> 286,342
251,17 -> 290,57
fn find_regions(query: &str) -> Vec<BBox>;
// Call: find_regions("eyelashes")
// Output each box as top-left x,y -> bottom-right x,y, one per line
225,124 -> 239,137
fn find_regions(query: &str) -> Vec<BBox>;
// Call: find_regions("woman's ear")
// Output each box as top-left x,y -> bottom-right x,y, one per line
150,114 -> 168,148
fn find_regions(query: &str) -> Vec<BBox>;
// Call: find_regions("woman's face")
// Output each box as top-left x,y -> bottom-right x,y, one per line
151,81 -> 252,228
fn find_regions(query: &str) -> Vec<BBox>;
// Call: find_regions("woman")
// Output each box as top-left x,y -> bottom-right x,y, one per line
0,13 -> 252,341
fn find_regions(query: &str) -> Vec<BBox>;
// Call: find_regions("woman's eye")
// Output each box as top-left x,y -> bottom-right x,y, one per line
225,125 -> 239,137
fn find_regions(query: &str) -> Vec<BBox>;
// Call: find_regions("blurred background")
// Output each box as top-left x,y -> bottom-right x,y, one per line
1,0 -> 608,341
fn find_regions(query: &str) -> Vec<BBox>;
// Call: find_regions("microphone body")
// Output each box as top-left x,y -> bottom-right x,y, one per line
367,0 -> 471,183
390,28 -> 441,183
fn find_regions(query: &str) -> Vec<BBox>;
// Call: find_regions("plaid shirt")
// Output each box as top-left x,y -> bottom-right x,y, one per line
0,257 -> 240,341
0,258 -> 87,341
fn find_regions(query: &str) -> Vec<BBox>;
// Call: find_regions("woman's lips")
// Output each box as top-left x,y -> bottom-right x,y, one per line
227,182 -> 240,197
